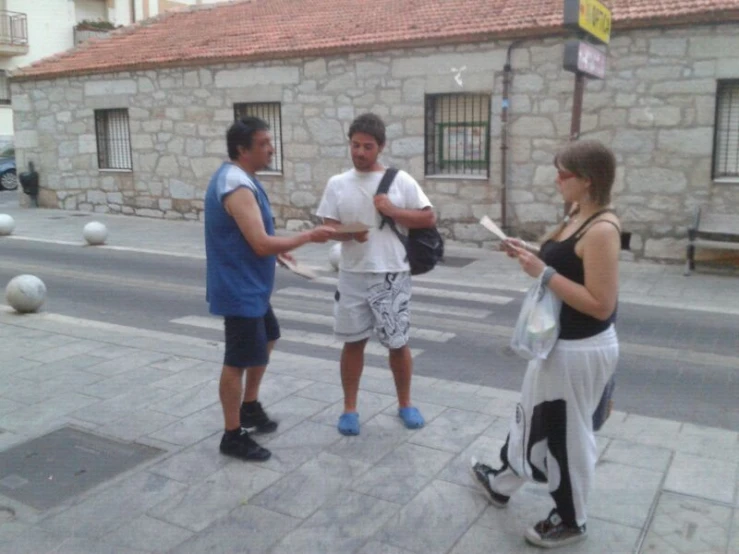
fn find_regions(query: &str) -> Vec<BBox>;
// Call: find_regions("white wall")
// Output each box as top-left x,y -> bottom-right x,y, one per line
74,0 -> 107,23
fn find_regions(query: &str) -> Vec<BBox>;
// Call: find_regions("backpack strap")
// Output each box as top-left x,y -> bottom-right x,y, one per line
374,168 -> 407,246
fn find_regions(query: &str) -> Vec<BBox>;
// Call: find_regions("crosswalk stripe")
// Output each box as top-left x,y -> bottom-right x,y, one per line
169,315 -> 424,357
275,287 -> 492,319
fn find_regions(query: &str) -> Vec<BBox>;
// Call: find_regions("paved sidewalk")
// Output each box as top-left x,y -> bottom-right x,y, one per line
2,203 -> 739,316
0,308 -> 737,554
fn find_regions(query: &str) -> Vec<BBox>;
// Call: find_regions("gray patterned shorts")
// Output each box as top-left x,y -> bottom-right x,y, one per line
333,271 -> 412,349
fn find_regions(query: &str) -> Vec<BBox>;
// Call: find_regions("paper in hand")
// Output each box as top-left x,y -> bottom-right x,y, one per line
479,216 -> 508,241
332,222 -> 371,234
277,257 -> 318,280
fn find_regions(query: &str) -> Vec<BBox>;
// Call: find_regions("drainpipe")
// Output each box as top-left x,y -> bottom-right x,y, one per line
500,40 -> 522,234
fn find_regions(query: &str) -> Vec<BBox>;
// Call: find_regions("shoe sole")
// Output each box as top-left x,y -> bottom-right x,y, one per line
242,422 -> 279,434
220,447 -> 272,462
524,528 -> 587,549
468,458 -> 508,509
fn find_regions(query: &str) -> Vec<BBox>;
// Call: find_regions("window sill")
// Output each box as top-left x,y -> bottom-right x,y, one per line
713,177 -> 739,186
98,168 -> 132,173
256,171 -> 283,177
425,173 -> 489,181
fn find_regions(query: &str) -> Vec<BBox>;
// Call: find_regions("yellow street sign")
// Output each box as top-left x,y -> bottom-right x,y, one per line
564,0 -> 612,45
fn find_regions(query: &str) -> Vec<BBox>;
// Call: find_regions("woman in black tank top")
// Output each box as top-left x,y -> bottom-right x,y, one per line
470,141 -> 621,549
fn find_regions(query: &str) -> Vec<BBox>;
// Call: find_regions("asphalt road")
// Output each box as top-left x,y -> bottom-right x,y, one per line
2,239 -> 738,431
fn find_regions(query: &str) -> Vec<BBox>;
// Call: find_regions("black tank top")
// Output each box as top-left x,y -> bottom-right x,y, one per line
539,210 -> 618,340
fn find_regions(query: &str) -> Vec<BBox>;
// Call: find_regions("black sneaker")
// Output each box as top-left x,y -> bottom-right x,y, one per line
219,429 -> 271,462
469,457 -> 510,508
240,401 -> 278,434
524,509 -> 587,549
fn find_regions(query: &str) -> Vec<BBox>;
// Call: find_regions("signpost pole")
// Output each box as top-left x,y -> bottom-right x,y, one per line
570,71 -> 585,141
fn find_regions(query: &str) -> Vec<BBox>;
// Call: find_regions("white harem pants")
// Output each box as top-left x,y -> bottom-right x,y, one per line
491,325 -> 618,527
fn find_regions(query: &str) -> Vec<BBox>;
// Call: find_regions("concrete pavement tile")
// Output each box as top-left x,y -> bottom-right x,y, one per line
251,451 -> 371,518
70,385 -> 175,425
409,408 -> 496,454
675,423 -> 739,463
350,443 -> 453,504
312,389 -> 397,427
21,340 -> 103,364
641,492 -> 733,554
589,461 -> 663,528
85,344 -> 148,360
0,521 -> 30,544
148,356 -> 204,372
359,374 -> 403,396
377,479 -> 488,554
53,536 -> 149,554
437,435 -> 505,489
601,439 -> 673,472
170,505 -> 300,554
147,404 -> 222,447
476,387 -> 521,401
255,373 -> 314,407
1,375 -> 67,404
0,397 -> 23,417
0,528 -> 70,554
150,367 -> 214,393
84,350 -> 174,376
355,541 -> 416,554
325,413 -> 414,465
430,380 -> 482,395
0,392 -> 100,433
478,394 -> 520,418
730,509 -> 739,553
259,420 -> 340,473
482,415 -> 514,439
411,384 -> 492,413
19,366 -> 104,390
448,523 -> 534,554
271,490 -> 399,554
665,453 -> 738,504
40,472 -> 186,538
107,514 -> 193,552
81,366 -> 174,399
295,381 -> 345,403
152,380 -> 219,418
149,434 -> 226,485
0,357 -> 41,379
261,395 -> 331,436
598,413 -> 681,450
96,409 -> 180,442
147,463 -> 282,532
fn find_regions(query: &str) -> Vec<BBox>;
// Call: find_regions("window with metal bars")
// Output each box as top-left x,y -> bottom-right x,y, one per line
0,71 -> 9,105
233,102 -> 283,173
713,81 -> 739,179
94,109 -> 132,170
424,93 -> 491,177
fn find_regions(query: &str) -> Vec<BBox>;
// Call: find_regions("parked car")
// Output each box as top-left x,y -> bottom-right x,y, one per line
0,154 -> 17,191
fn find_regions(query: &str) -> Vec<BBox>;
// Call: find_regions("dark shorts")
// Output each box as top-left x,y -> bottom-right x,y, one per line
223,306 -> 281,368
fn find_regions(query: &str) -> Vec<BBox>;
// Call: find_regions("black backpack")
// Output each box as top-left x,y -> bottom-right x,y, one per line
375,168 -> 444,276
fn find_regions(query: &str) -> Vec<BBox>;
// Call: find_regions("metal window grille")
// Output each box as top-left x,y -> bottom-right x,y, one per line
0,71 -> 9,105
713,81 -> 739,179
233,102 -> 283,173
424,93 -> 491,177
94,109 -> 132,170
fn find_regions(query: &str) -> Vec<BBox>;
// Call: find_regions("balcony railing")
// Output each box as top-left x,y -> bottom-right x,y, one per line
0,10 -> 27,47
74,27 -> 111,45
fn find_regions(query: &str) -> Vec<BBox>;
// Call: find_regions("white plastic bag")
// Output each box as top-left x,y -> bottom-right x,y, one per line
510,276 -> 562,360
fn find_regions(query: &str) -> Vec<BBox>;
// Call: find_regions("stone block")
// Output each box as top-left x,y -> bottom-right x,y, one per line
440,203 -> 472,220
215,67 -> 299,88
651,79 -> 717,95
389,137 -> 423,157
628,106 -> 681,128
510,116 -> 554,137
304,59 -> 327,79
516,203 -> 557,224
612,130 -> 656,154
643,237 -> 683,259
14,130 -> 38,148
391,51 -> 505,79
84,80 -> 137,97
306,118 -> 345,145
290,191 -> 316,208
649,38 -> 687,57
690,36 -> 739,58
356,61 -> 389,77
626,167 -> 687,193
658,127 -> 713,156
169,179 -> 195,200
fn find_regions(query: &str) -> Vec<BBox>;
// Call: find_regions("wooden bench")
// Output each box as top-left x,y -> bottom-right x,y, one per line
685,208 -> 739,275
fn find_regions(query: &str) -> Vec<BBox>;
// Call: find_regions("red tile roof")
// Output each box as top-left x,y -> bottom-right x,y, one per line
13,0 -> 739,81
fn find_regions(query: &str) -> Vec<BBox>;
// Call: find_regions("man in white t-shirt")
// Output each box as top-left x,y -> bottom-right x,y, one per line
316,113 -> 437,436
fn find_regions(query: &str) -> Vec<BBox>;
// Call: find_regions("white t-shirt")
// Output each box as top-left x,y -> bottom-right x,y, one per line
316,168 -> 432,273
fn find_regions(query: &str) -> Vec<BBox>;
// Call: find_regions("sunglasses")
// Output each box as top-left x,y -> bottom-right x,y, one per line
556,169 -> 578,180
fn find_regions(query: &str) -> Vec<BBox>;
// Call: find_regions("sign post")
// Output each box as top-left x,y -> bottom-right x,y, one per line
562,0 -> 611,140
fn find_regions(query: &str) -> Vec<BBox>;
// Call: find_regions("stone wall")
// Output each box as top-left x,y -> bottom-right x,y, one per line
11,22 -> 739,259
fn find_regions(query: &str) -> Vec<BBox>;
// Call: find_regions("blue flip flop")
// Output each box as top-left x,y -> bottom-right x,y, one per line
338,412 -> 360,436
398,406 -> 425,429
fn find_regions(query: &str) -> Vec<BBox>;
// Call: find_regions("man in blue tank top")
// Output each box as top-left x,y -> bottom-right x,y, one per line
205,117 -> 335,461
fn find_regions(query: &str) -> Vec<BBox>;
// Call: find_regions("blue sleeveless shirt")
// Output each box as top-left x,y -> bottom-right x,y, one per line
205,162 -> 276,317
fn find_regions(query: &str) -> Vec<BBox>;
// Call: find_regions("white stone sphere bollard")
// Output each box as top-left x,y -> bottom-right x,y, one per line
5,274 -> 47,313
0,214 -> 15,236
83,221 -> 108,245
329,242 -> 342,271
